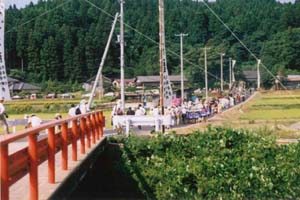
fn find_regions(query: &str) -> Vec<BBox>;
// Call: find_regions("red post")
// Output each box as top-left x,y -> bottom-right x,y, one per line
47,127 -> 55,184
79,118 -> 86,154
61,123 -> 68,170
90,114 -> 96,144
0,144 -> 9,200
71,120 -> 78,161
99,111 -> 104,138
94,113 -> 100,140
28,134 -> 38,200
86,116 -> 91,148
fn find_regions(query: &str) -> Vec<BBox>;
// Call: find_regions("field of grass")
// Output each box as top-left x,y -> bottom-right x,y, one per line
240,92 -> 300,120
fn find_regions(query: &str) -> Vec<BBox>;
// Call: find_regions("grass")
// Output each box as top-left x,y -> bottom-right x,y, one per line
240,93 -> 300,120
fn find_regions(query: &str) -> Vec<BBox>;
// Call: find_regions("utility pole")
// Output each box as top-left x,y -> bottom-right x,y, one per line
229,57 -> 232,90
219,53 -> 225,92
120,0 -> 125,111
257,59 -> 261,90
87,13 -> 119,109
232,59 -> 236,83
175,33 -> 188,106
158,0 -> 165,132
204,47 -> 209,101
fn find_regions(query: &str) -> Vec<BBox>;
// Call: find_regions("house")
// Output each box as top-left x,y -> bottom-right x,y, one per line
112,79 -> 136,88
82,76 -> 112,91
285,75 -> 300,89
136,75 -> 188,88
8,77 -> 41,94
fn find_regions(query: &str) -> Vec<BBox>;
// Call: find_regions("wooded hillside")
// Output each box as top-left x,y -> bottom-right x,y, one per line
5,0 -> 300,88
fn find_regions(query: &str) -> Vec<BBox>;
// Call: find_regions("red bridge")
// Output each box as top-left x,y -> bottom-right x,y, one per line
0,111 -> 105,200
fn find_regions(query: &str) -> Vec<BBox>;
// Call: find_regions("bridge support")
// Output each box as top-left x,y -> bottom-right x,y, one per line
72,120 -> 79,161
28,134 -> 38,200
0,144 -> 8,200
48,127 -> 55,184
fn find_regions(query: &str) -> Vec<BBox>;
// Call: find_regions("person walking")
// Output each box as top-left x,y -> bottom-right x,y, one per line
28,114 -> 42,128
126,107 -> 135,115
79,99 -> 89,114
0,97 -> 9,134
68,104 -> 77,117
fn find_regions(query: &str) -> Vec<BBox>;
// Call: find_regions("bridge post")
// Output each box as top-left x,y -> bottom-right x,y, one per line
71,120 -> 78,161
61,123 -> 68,170
91,113 -> 98,141
0,144 -> 8,200
89,114 -> 96,144
79,118 -> 86,154
86,115 -> 91,148
94,113 -> 100,140
28,134 -> 38,200
99,111 -> 104,138
47,127 -> 55,184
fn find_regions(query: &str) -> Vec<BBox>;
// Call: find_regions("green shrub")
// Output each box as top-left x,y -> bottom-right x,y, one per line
113,128 -> 300,199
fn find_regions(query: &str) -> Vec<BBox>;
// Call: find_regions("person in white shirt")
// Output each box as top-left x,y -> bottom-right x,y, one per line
68,104 -> 76,117
28,114 -> 42,128
79,99 -> 88,114
0,97 -> 9,134
152,106 -> 160,116
137,104 -> 146,115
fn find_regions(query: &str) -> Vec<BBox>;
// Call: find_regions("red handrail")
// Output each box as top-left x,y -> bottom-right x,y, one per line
0,111 -> 105,200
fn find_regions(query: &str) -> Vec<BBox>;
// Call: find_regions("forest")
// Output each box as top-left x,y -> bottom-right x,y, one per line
5,0 -> 300,89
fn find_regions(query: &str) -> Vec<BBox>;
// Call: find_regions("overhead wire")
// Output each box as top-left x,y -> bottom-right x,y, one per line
84,0 -> 221,81
83,0 -> 242,123
5,0 -> 72,34
5,0 -> 297,123
200,0 -> 292,93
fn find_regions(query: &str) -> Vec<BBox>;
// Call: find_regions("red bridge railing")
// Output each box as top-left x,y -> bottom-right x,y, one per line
0,111 -> 105,200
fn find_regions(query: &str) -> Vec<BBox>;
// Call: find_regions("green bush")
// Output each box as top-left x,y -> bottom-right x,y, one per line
112,128 -> 300,199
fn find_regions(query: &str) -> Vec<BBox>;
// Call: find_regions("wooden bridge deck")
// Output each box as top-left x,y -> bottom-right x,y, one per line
8,134 -> 105,200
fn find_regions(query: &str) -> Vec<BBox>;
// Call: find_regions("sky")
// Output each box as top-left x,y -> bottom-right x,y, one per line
6,0 -> 296,9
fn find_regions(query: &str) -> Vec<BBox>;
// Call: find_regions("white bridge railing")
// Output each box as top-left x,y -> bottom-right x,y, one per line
112,115 -> 172,135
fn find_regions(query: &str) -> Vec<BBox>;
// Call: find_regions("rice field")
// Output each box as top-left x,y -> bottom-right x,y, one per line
240,91 -> 300,120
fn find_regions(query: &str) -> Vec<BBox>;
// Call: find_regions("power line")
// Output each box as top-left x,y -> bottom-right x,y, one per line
5,0 -> 72,34
83,0 -> 221,82
200,0 -> 291,92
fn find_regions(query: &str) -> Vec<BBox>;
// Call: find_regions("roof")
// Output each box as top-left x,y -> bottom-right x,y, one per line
86,75 -> 112,83
242,70 -> 257,82
136,75 -> 187,83
113,79 -> 136,83
287,75 -> 300,82
7,76 -> 41,91
22,83 -> 41,90
7,77 -> 19,83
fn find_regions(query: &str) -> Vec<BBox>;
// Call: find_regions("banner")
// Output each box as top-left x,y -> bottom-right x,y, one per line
162,52 -> 173,107
0,1 -> 11,100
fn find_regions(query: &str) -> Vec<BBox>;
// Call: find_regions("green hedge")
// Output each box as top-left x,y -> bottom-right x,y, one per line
112,128 -> 300,199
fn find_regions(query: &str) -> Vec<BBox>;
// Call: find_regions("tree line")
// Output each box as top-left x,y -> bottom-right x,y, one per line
5,0 -> 300,89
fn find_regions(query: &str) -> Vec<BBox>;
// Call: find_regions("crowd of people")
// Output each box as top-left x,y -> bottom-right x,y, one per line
111,92 -> 249,129
0,89 -> 249,134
